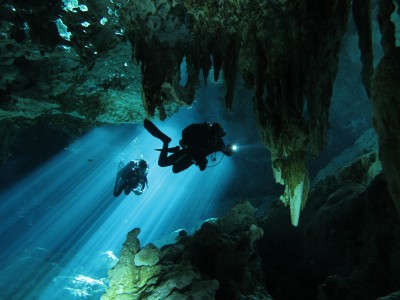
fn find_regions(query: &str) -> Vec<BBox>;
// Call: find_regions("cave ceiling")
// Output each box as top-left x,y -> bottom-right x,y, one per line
1,0 -> 399,225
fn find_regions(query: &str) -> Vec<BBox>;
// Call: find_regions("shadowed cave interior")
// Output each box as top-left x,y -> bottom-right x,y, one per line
0,0 -> 400,299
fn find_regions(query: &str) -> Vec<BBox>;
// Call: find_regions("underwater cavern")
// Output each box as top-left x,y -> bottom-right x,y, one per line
1,0 -> 400,299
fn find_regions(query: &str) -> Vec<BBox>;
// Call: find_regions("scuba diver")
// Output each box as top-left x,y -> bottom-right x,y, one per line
113,159 -> 149,197
144,119 -> 235,173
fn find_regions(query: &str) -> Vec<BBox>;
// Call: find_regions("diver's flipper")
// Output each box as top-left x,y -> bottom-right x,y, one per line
144,119 -> 171,144
114,172 -> 125,197
117,161 -> 124,172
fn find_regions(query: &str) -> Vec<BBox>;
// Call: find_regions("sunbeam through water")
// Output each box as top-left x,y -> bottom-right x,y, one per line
0,77 -> 269,299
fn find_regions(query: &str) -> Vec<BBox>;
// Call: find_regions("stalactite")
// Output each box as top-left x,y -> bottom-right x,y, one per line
211,47 -> 223,83
305,0 -> 352,156
377,0 -> 396,55
198,38 -> 213,84
116,0 -> 361,225
279,151 -> 309,226
200,54 -> 212,84
222,36 -> 239,110
139,41 -> 186,119
251,28 -> 310,226
184,48 -> 201,97
352,0 -> 373,98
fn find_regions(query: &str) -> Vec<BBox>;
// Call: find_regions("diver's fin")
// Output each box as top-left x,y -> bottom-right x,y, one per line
144,119 -> 171,144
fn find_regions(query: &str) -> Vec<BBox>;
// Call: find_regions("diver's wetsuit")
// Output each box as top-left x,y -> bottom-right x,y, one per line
143,119 -> 180,170
113,160 -> 148,197
179,123 -> 227,171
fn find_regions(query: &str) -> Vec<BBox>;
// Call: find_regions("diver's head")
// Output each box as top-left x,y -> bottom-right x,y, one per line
137,159 -> 149,175
211,123 -> 226,137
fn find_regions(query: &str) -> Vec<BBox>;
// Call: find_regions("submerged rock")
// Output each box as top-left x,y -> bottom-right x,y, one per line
102,202 -> 272,299
134,244 -> 161,267
259,152 -> 400,300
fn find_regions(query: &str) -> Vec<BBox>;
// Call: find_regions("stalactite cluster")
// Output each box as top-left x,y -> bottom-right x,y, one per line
61,0 -> 400,225
112,0 -> 356,225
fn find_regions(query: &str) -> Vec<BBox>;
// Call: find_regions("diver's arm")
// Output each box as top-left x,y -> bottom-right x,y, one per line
221,144 -> 234,156
133,183 -> 144,195
134,177 -> 147,195
212,137 -> 233,156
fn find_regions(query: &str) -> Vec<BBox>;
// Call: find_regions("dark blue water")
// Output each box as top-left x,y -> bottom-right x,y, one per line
0,73 -> 273,299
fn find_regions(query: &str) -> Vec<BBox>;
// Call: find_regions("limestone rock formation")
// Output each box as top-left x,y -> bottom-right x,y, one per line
133,244 -> 161,267
314,128 -> 379,183
1,0 -> 399,225
102,202 -> 271,299
258,152 -> 400,299
378,290 -> 400,300
371,47 -> 400,216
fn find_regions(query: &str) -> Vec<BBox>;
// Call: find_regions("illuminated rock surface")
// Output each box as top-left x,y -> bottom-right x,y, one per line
102,202 -> 270,299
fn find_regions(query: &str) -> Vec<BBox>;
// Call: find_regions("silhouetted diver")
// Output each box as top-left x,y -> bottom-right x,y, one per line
144,118 -> 234,173
113,159 -> 149,197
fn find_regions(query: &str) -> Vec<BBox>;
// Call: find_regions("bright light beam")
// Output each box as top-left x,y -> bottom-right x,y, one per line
0,116 -> 236,299
0,76 -> 259,299
0,126 -> 138,299
38,117 -> 235,299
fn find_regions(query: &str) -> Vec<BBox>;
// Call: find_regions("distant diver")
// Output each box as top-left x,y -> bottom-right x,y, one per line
113,159 -> 149,197
144,118 -> 235,173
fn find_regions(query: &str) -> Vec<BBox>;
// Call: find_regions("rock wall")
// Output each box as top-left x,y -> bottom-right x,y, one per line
371,0 -> 400,216
258,152 -> 400,299
372,46 -> 400,215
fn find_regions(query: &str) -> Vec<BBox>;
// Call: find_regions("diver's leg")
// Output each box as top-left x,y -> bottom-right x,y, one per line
158,142 -> 169,167
144,119 -> 171,143
158,143 -> 179,167
124,186 -> 131,195
114,162 -> 126,197
113,161 -> 134,197
114,173 -> 125,197
113,184 -> 124,197
172,156 -> 194,173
